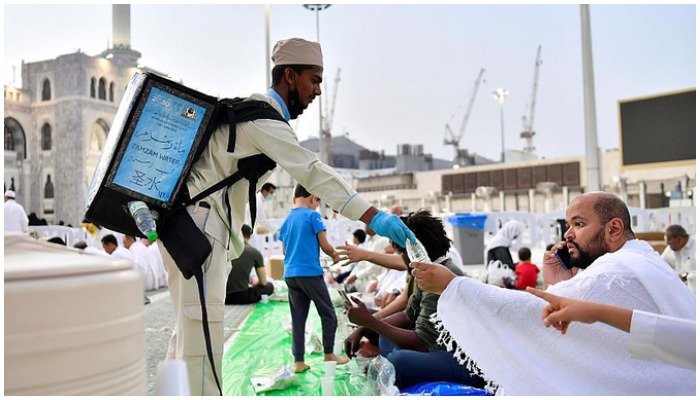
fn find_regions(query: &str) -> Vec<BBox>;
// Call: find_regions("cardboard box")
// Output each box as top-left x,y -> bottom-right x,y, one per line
269,255 -> 285,280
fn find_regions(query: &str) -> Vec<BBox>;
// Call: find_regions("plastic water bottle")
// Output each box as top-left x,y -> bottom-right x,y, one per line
405,238 -> 430,263
128,201 -> 158,242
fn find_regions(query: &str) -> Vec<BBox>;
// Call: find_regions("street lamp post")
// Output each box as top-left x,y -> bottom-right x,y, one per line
492,88 -> 509,163
265,5 -> 271,88
303,4 -> 331,166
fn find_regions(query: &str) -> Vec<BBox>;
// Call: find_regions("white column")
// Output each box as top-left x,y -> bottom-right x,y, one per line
483,196 -> 492,213
639,181 -> 647,209
620,178 -> 629,204
471,193 -> 476,212
499,191 -> 506,211
580,5 -> 601,191
528,188 -> 536,213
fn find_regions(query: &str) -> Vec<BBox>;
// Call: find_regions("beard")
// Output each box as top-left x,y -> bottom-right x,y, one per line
287,89 -> 308,119
569,228 -> 608,269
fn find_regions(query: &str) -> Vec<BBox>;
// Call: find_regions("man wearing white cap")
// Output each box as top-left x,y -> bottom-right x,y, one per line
4,190 -> 28,233
159,38 -> 416,395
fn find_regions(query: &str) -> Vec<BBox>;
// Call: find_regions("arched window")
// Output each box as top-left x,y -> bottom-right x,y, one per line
98,78 -> 106,100
41,123 -> 52,151
44,174 -> 54,199
109,82 -> 115,102
41,79 -> 51,101
4,125 -> 14,151
90,77 -> 96,98
4,117 -> 26,159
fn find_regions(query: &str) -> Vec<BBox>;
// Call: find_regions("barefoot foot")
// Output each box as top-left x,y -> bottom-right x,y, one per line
294,362 -> 310,373
324,353 -> 350,365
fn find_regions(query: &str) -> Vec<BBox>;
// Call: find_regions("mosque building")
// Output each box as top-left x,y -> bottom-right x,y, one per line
4,5 -> 161,225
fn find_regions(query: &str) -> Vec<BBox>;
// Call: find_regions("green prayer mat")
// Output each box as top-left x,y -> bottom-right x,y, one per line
222,300 -> 374,396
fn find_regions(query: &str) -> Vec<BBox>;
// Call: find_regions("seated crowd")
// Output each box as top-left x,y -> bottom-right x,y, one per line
283,194 -> 694,395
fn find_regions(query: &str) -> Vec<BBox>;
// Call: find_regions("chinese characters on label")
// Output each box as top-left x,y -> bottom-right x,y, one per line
112,87 -> 207,203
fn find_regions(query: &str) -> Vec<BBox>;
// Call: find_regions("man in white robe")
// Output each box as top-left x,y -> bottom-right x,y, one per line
124,234 -> 156,290
661,224 -> 696,293
4,190 -> 28,233
244,182 -> 278,235
412,192 -> 695,396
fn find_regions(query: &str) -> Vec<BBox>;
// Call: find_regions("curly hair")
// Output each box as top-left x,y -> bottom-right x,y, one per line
401,209 -> 451,261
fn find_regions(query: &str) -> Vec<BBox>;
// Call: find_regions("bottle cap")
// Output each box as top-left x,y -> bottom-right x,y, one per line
147,231 -> 158,242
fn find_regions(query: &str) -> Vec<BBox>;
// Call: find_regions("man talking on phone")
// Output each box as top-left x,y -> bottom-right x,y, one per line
411,192 -> 695,396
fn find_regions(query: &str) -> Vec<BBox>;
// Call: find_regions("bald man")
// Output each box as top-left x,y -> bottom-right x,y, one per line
389,204 -> 403,216
412,192 -> 695,395
661,224 -> 695,292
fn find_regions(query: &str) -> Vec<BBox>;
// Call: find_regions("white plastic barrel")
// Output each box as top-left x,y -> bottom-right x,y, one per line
4,234 -> 147,395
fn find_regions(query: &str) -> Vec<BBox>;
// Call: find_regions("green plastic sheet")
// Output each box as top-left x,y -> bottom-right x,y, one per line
223,300 -> 374,396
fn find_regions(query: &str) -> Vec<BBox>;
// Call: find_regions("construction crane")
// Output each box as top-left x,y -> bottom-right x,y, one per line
322,68 -> 341,135
444,68 -> 485,166
520,45 -> 542,154
319,68 -> 340,166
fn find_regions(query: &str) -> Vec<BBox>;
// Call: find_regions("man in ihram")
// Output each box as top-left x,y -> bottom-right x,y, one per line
412,192 -> 695,395
159,38 -> 416,395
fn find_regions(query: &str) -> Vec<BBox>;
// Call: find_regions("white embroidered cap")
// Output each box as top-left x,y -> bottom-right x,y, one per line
271,38 -> 323,68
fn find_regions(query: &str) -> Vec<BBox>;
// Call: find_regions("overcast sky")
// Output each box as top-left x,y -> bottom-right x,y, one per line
4,4 -> 696,163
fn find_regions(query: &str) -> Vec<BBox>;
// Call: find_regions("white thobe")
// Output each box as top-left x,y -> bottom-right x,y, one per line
146,243 -> 168,289
4,199 -> 28,233
129,240 -> 156,290
661,237 -> 696,293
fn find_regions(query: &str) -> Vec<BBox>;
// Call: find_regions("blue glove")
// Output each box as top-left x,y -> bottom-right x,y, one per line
368,211 -> 417,247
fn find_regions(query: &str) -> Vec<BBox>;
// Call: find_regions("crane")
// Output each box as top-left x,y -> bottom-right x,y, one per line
322,68 -> 341,135
319,68 -> 340,166
520,45 -> 542,154
444,68 -> 485,166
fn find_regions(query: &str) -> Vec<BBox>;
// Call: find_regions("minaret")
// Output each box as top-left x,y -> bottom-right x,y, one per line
102,4 -> 141,66
113,4 -> 131,50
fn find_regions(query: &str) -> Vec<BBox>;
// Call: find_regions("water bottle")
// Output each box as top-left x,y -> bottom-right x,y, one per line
405,238 -> 430,263
128,201 -> 158,242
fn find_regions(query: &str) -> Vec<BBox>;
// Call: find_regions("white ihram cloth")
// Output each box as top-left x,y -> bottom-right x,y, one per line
630,309 -> 695,371
434,240 -> 696,396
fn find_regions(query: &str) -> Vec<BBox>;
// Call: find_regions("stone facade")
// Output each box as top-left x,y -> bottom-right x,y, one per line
4,50 -> 141,225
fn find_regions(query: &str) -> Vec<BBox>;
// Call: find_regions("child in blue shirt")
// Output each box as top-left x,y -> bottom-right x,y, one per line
278,184 -> 348,373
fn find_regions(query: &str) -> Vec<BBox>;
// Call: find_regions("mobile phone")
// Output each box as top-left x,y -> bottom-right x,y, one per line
554,246 -> 573,270
338,289 -> 353,305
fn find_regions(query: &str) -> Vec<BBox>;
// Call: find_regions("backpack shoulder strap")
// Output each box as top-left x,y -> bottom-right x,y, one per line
219,98 -> 288,153
183,99 -> 286,223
